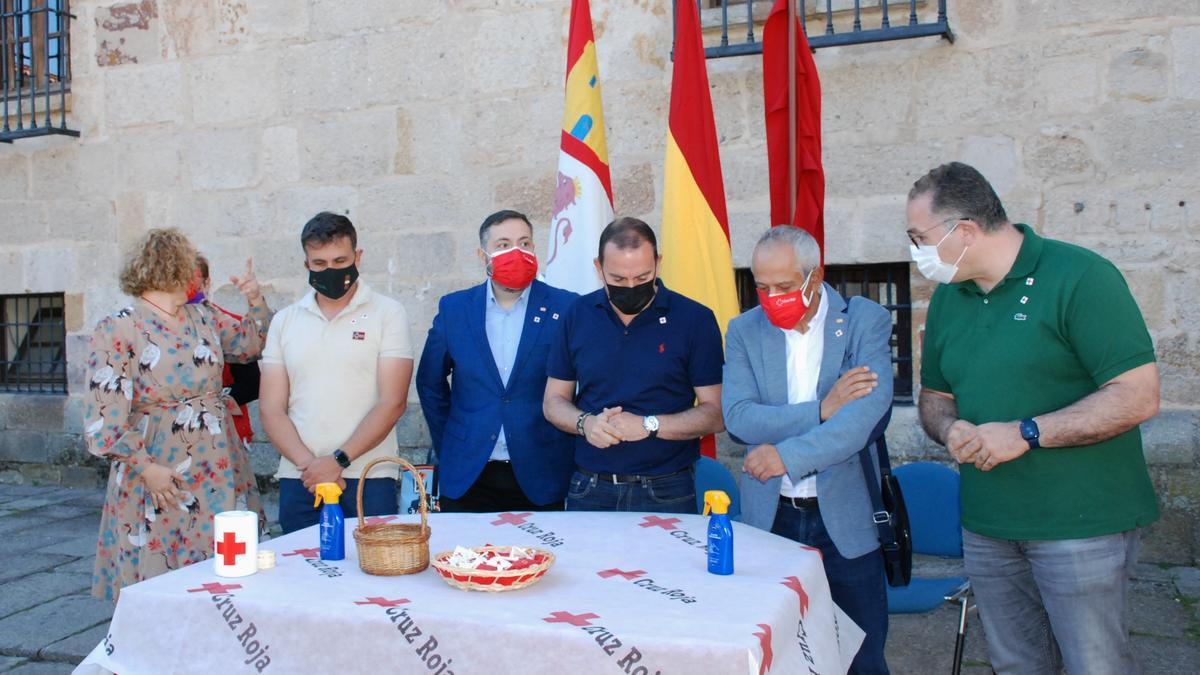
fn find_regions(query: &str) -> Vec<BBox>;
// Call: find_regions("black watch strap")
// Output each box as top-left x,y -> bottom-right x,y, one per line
1019,418 -> 1041,450
332,449 -> 351,469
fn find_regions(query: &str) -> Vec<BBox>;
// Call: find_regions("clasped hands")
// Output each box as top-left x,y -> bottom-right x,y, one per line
946,420 -> 1031,471
298,455 -> 347,492
582,407 -> 651,448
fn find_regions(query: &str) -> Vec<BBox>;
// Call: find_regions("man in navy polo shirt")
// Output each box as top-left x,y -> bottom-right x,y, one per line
543,217 -> 725,514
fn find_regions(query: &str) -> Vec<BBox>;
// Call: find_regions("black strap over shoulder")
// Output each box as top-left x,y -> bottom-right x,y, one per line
858,406 -> 912,587
859,407 -> 895,545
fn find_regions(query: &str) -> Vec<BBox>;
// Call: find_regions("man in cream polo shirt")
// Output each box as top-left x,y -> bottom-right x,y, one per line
260,212 -> 414,534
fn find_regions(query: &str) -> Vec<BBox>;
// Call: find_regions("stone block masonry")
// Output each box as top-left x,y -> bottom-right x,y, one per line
0,0 -> 1196,562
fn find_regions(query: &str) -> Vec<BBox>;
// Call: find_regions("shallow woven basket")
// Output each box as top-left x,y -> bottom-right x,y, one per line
430,545 -> 556,592
353,457 -> 430,576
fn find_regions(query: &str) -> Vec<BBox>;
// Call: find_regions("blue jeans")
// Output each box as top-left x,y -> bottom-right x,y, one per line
771,502 -> 890,675
564,468 -> 697,514
963,528 -> 1141,675
277,478 -> 398,534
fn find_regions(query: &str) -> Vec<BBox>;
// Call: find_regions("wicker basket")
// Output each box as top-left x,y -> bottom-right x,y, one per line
430,545 -> 555,592
352,457 -> 430,576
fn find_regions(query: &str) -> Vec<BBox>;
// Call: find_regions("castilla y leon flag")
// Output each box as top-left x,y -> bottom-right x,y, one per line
543,0 -> 614,295
660,0 -> 739,459
764,0 -> 824,254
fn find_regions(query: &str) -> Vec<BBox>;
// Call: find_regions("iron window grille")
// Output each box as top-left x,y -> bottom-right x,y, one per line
1,292 -> 68,394
1,0 -> 77,142
735,262 -> 913,404
686,0 -> 953,59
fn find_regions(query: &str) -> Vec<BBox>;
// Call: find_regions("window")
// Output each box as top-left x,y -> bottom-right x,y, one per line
1,293 -> 67,394
1,0 -> 69,95
692,0 -> 953,58
734,263 -> 913,403
1,0 -> 76,141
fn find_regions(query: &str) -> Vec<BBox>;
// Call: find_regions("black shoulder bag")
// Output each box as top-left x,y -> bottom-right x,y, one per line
858,409 -> 912,587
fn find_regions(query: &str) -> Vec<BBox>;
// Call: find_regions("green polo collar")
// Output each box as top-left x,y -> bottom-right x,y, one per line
953,223 -> 1042,295
1006,223 -> 1043,280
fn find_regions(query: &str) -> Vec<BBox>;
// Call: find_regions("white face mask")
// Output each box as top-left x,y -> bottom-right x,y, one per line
910,222 -> 968,285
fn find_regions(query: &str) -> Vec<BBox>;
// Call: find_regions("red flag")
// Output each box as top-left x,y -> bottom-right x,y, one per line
763,0 -> 824,256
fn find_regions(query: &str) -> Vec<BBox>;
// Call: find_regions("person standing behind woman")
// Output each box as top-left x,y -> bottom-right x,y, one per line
84,228 -> 271,600
187,254 -> 274,447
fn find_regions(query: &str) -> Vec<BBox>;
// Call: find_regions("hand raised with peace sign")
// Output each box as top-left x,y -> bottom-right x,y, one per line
230,258 -> 264,307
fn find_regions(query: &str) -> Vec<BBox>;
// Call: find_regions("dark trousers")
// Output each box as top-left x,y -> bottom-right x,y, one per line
277,477 -> 398,534
564,467 -> 697,514
771,500 -> 890,675
439,461 -> 563,513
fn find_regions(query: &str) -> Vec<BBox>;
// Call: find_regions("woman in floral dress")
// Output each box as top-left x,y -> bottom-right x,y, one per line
85,228 -> 272,600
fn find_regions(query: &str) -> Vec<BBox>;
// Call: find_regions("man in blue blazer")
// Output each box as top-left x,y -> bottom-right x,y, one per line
416,210 -> 578,512
723,226 -> 895,675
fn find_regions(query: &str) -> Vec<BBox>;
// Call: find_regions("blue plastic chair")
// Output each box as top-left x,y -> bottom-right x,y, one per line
885,462 -> 974,675
694,456 -> 741,519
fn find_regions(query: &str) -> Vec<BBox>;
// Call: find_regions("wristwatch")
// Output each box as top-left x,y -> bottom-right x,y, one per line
642,415 -> 660,439
1019,418 -> 1041,450
576,412 -> 592,436
332,449 -> 352,469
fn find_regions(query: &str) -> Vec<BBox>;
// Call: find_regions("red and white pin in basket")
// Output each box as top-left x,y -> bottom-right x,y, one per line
430,545 -> 555,592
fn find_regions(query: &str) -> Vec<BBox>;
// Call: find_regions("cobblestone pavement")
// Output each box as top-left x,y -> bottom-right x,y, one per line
0,483 -> 1196,673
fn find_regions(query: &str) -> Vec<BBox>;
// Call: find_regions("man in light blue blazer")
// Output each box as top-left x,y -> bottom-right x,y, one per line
723,226 -> 895,675
416,210 -> 578,512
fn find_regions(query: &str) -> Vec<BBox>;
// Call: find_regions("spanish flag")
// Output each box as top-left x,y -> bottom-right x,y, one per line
543,0 -> 614,295
660,0 -> 738,459
660,0 -> 739,340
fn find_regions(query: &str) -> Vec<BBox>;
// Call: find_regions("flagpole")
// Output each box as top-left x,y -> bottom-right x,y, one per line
786,0 -> 797,226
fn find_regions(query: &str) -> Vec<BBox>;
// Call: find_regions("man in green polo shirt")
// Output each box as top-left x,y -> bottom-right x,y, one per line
908,162 -> 1160,675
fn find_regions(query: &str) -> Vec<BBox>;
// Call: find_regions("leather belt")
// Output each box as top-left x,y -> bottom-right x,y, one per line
779,495 -> 819,509
577,466 -> 692,485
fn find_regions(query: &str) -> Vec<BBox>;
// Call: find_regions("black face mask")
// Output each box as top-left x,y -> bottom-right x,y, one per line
308,263 -> 359,300
607,278 -> 657,316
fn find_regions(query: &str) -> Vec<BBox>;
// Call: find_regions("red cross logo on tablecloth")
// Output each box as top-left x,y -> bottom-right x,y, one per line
781,576 -> 810,617
216,531 -> 247,566
187,582 -> 243,594
799,543 -> 823,560
597,568 -> 647,580
543,611 -> 600,627
282,547 -> 321,558
753,623 -> 774,675
364,515 -> 398,525
638,515 -> 680,530
491,512 -> 533,526
354,597 -> 410,608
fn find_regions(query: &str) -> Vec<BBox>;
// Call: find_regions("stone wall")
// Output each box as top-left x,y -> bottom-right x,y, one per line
0,0 -> 1197,562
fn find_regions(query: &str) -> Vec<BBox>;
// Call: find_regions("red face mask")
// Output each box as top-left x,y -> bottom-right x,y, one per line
489,247 -> 538,290
185,278 -> 205,304
757,271 -> 815,330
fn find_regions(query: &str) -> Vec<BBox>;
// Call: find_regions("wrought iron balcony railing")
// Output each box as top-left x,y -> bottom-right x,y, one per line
685,0 -> 954,59
1,0 -> 77,143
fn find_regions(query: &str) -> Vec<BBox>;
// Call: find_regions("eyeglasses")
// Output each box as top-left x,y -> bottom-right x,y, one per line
907,216 -> 967,247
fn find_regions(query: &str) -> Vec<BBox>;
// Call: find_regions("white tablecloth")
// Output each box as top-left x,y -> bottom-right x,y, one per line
76,511 -> 863,674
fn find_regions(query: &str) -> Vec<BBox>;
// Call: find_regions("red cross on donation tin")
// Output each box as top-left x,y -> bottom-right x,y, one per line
216,531 -> 247,566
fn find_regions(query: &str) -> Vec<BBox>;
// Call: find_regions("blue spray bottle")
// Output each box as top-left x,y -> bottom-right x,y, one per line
314,482 -> 345,561
703,490 -> 734,575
